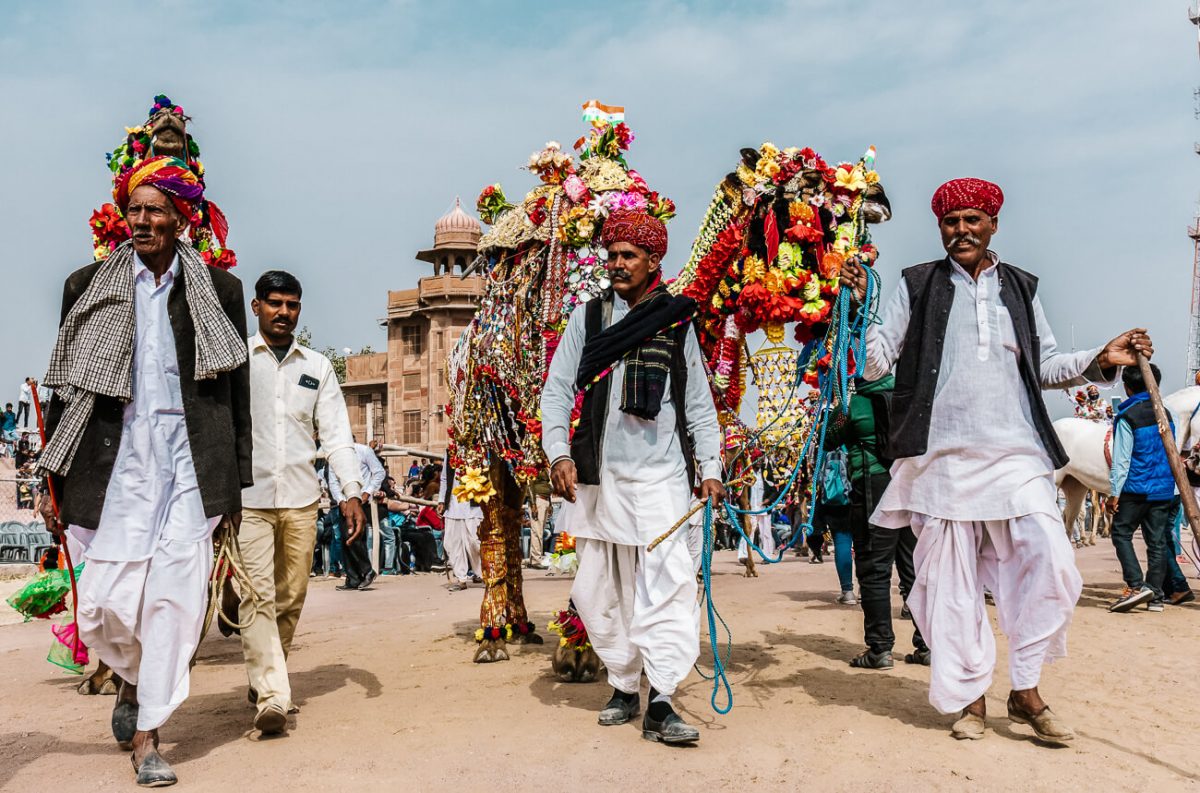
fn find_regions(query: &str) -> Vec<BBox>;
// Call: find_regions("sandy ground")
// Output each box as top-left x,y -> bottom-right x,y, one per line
0,543 -> 1197,793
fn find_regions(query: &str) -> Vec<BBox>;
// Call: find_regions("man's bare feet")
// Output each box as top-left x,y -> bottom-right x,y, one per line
1009,687 -> 1047,716
131,729 -> 160,763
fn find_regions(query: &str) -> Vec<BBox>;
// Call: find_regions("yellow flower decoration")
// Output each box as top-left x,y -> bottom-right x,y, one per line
763,269 -> 786,295
759,142 -> 780,160
865,170 -> 879,184
453,466 -> 497,504
755,158 -> 780,181
834,166 -> 867,192
736,163 -> 757,187
742,255 -> 765,283
789,201 -> 815,222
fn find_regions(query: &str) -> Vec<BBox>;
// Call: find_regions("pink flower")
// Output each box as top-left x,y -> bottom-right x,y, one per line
563,174 -> 590,203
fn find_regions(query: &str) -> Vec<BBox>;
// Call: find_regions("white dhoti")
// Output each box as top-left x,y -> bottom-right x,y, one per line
74,530 -> 213,730
906,512 -> 1082,714
571,529 -> 699,696
444,515 -> 482,583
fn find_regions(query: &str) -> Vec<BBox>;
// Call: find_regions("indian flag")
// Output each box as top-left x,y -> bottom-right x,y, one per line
581,99 -> 625,124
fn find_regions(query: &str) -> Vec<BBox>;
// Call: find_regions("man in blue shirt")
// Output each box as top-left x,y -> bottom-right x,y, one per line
1108,363 -> 1194,612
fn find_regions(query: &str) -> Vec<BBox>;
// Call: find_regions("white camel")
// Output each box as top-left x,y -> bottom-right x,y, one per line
1054,385 -> 1200,545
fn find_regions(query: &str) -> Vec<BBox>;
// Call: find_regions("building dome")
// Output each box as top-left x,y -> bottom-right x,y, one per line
433,198 -> 481,249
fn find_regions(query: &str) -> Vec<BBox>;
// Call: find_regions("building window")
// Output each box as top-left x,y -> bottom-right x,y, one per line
403,373 -> 421,392
402,410 -> 422,444
401,325 -> 423,356
437,369 -> 445,387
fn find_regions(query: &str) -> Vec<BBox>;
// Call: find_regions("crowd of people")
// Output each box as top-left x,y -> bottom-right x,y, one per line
18,109 -> 1195,785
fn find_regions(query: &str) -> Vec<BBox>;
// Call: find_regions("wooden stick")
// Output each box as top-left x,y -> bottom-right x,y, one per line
1137,353 -> 1200,536
647,499 -> 708,553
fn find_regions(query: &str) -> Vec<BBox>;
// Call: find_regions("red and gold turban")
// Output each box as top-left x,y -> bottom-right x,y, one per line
930,177 -> 1004,220
601,210 -> 668,258
113,155 -> 205,223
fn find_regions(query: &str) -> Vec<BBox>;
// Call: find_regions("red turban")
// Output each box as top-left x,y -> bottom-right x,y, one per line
601,210 -> 668,258
113,155 -> 205,223
930,178 -> 1004,220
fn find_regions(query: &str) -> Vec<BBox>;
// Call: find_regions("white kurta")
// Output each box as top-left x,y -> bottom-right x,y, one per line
541,292 -> 722,696
69,254 -> 219,731
737,477 -> 776,561
863,253 -> 1104,712
541,294 -> 723,545
439,459 -> 482,583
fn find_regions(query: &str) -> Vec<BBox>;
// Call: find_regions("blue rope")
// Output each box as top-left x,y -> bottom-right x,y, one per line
693,265 -> 883,714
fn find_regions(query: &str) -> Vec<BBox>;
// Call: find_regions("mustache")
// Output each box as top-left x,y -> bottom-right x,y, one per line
948,233 -> 982,247
609,270 -> 632,281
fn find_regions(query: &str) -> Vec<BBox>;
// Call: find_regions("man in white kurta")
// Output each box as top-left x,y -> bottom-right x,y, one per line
70,254 -> 220,736
541,209 -> 724,745
842,177 -> 1152,746
439,458 -> 483,589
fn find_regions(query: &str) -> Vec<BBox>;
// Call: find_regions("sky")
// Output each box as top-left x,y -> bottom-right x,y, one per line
1,0 -> 1197,415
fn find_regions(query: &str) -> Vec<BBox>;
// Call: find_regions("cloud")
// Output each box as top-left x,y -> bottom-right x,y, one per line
0,0 -> 1195,412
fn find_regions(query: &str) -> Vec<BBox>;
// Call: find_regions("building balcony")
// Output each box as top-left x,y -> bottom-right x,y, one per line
344,352 -> 389,387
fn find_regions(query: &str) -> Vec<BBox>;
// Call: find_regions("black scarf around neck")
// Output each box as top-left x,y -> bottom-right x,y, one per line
575,284 -> 696,420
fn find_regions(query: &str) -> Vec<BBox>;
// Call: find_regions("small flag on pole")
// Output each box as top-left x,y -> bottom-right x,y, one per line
581,99 -> 625,125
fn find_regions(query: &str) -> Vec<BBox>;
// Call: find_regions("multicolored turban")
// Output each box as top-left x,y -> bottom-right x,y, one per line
601,209 -> 668,258
930,177 -> 1004,220
113,155 -> 204,223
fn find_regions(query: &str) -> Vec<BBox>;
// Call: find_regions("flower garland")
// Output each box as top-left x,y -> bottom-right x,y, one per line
448,113 -> 674,498
88,94 -> 237,269
547,608 -> 591,650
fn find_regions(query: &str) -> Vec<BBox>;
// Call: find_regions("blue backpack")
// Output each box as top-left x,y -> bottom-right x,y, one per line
821,449 -> 851,507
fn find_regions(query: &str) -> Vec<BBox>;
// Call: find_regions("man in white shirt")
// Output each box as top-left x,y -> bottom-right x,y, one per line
841,177 -> 1152,746
17,377 -> 32,427
326,441 -> 386,590
439,458 -> 483,589
542,210 -> 724,745
239,270 -> 365,735
40,159 -> 251,786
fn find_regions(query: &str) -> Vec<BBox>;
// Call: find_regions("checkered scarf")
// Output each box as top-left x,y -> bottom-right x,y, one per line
576,284 -> 696,421
39,239 -> 247,475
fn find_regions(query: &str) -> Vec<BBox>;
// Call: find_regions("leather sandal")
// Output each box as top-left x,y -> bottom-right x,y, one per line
951,710 -> 986,741
1007,694 -> 1075,746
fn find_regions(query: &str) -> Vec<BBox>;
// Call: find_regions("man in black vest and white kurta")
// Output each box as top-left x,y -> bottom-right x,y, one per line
541,209 -> 724,745
841,178 -> 1153,746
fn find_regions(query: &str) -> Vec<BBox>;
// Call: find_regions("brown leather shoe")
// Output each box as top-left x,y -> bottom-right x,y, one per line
1007,694 -> 1075,746
951,710 -> 986,740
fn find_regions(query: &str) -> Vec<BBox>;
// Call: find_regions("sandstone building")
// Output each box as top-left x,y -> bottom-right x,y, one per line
341,200 -> 483,457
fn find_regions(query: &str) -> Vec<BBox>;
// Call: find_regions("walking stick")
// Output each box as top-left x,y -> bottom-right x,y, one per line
1137,354 -> 1200,539
30,384 -> 85,669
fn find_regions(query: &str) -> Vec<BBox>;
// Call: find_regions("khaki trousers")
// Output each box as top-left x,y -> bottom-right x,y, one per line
529,496 -> 550,564
238,503 -> 319,713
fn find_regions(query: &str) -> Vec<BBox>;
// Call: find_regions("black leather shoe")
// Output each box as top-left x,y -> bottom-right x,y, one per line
335,582 -> 360,591
357,571 -> 377,590
642,711 -> 700,744
132,750 -> 177,787
598,693 -> 640,726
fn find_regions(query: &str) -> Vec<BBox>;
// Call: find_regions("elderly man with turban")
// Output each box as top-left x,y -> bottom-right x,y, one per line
841,178 -> 1152,746
541,210 -> 724,745
39,155 -> 251,786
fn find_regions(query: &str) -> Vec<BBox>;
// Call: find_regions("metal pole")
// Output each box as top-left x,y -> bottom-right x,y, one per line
1138,353 -> 1200,535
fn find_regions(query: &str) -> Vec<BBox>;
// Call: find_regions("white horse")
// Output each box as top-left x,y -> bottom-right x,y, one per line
1054,385 -> 1200,544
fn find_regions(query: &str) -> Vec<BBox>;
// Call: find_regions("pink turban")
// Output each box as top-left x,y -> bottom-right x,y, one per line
601,210 -> 668,258
930,178 -> 1004,220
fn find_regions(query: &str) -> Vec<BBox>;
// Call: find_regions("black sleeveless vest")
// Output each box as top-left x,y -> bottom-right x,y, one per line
888,259 -> 1070,469
570,295 -> 697,487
